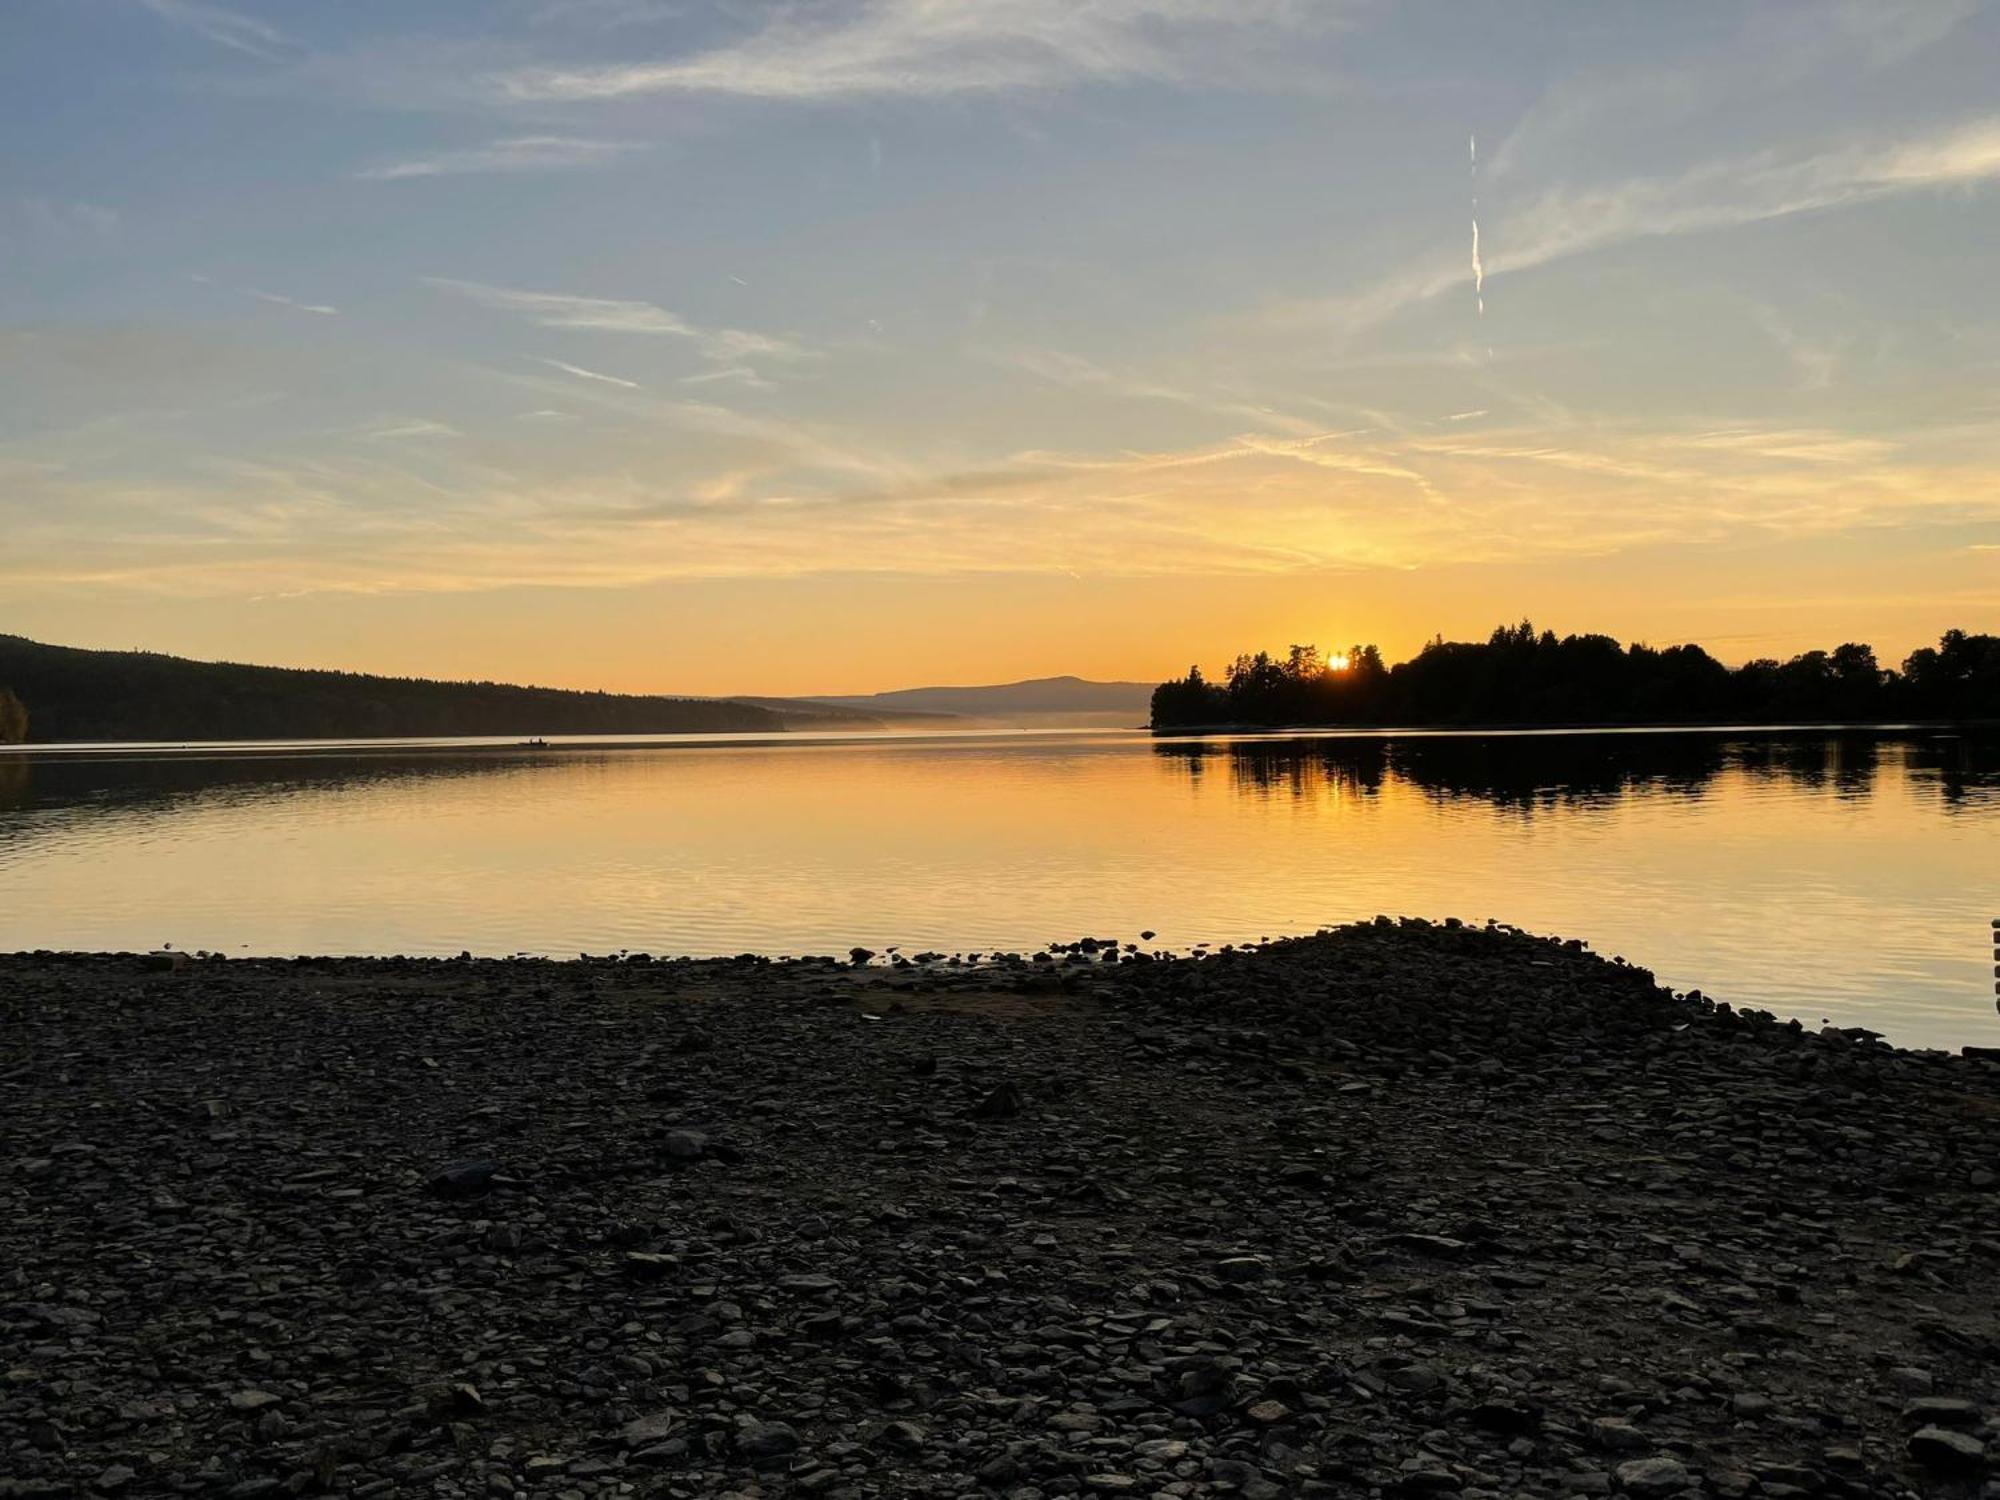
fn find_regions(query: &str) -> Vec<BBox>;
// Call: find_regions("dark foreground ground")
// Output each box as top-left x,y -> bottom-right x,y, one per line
3,924 -> 1997,1500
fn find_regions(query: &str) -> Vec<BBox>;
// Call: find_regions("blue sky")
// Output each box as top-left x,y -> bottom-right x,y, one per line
2,0 -> 1997,692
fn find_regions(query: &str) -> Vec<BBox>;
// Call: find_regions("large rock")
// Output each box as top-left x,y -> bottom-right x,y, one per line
737,1420 -> 801,1461
662,1129 -> 708,1161
1908,1427 -> 1985,1475
425,1159 -> 499,1198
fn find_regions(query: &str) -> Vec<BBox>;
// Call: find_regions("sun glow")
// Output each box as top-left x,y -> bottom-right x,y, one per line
1328,652 -> 1351,671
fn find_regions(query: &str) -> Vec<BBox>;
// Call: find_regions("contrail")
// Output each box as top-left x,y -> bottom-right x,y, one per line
1471,221 -> 1484,314
1469,133 -> 1485,317
539,356 -> 642,389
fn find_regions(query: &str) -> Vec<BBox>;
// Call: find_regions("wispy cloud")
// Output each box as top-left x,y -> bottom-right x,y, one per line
539,356 -> 642,389
1492,116 -> 2000,276
426,276 -> 808,364
999,347 -> 1323,438
365,418 -> 460,441
680,366 -> 777,391
1487,3 -> 1982,182
355,135 -> 642,181
525,0 -> 687,28
12,198 -> 121,243
10,402 -> 1999,601
247,288 -> 339,316
1743,300 -> 1842,391
1275,114 -> 2000,338
133,0 -> 286,60
499,0 -> 1334,103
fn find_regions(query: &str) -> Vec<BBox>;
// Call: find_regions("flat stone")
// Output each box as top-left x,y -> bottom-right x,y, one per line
779,1274 -> 841,1294
1903,1397 -> 1981,1428
1615,1457 -> 1694,1496
426,1159 -> 499,1198
620,1409 -> 678,1447
1213,1255 -> 1271,1283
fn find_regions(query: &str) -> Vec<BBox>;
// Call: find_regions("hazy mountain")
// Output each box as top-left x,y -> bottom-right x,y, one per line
779,676 -> 1155,727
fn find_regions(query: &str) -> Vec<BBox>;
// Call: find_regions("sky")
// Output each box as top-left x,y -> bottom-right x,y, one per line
2,0 -> 1997,696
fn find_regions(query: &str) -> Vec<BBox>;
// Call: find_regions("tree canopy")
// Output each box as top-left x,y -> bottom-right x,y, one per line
1150,624 -> 2000,729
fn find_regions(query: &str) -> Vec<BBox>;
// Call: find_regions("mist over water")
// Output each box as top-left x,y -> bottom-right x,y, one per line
1,728 -> 1994,1049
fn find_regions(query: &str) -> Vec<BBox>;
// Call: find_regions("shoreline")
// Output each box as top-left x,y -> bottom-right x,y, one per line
0,726 -> 1120,762
1148,719 -> 1996,738
3,719 -> 1994,762
4,922 -> 1996,1497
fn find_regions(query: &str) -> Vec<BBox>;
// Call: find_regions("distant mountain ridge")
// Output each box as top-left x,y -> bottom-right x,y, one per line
0,635 -> 882,744
782,675 -> 1155,721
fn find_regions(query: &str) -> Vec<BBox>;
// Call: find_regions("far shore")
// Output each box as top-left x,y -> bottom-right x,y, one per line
2,716 -> 1994,761
1149,716 -> 1997,737
5,921 -> 1996,1497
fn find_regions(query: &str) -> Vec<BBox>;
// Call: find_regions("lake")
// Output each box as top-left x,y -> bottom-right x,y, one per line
1,727 -> 1994,1049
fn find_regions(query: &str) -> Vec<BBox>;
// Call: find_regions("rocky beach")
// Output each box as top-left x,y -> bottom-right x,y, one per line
3,922 -> 1997,1500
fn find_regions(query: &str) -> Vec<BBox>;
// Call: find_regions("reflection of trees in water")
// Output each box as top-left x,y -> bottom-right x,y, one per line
1156,737 -> 1393,803
1155,732 -> 1999,812
1732,736 -> 1881,797
19,750 -> 545,810
1,731 -> 1993,849
1907,734 -> 2000,806
0,751 -> 562,860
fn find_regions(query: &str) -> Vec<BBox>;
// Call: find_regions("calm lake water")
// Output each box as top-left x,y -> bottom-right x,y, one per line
1,728 -> 1995,1049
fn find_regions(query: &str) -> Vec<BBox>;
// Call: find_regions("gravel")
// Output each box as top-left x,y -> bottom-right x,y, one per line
2,919 -> 1996,1498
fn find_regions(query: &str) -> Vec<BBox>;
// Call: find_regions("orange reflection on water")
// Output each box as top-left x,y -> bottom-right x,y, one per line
0,729 -> 1993,1048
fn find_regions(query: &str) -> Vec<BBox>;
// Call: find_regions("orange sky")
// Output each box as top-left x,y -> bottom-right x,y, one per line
12,528 -> 1990,696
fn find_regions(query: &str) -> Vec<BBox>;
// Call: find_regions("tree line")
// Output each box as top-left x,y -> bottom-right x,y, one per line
1150,624 -> 2000,729
0,634 -> 816,743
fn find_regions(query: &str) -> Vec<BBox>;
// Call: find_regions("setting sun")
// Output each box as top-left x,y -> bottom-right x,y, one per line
1328,652 -> 1351,671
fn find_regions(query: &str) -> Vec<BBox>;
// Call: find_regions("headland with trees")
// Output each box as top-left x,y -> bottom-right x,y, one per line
1149,623 -> 2000,730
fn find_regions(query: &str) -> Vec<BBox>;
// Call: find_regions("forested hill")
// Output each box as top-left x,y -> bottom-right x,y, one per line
0,635 -> 860,743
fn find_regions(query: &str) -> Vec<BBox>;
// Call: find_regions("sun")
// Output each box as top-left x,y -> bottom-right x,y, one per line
1328,652 -> 1351,671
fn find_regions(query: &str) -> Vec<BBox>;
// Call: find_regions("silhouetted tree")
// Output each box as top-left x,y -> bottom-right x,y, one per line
1150,665 -> 1223,727
1902,630 -> 2000,720
0,686 -> 26,744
